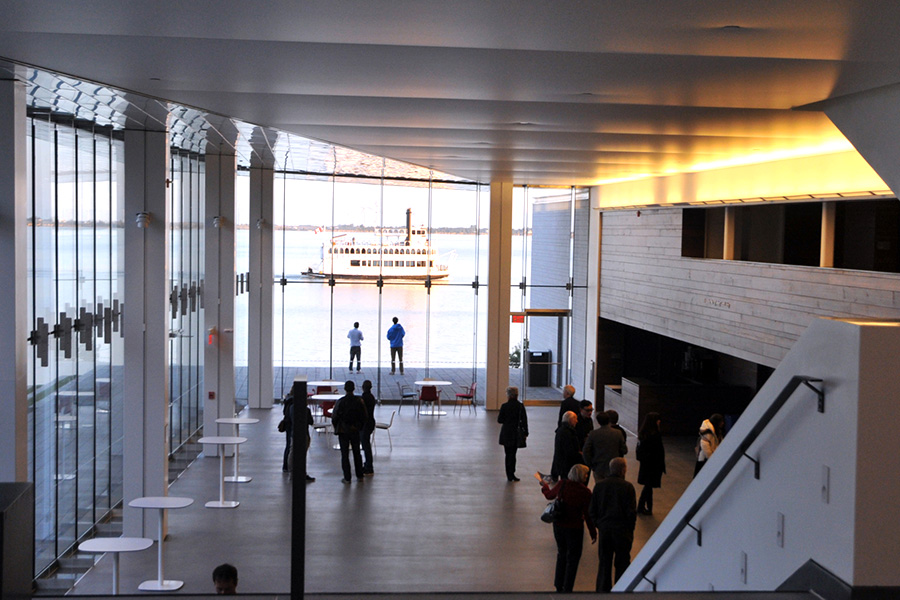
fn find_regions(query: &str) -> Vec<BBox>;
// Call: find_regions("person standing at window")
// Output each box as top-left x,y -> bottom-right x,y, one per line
348,322 -> 364,373
386,316 -> 405,375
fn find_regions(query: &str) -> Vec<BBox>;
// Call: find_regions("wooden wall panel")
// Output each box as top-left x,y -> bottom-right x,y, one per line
600,209 -> 900,367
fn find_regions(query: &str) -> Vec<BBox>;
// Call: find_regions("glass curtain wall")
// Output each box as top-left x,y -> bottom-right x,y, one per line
269,172 -> 485,403
26,114 -> 125,577
168,150 -> 205,460
510,186 -> 588,401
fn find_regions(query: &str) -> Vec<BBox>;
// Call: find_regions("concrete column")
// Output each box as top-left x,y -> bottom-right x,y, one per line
486,181 -> 514,411
248,167 -> 274,409
122,130 -> 170,537
820,201 -> 836,268
723,206 -> 736,260
204,153 -> 237,443
0,77 -> 28,482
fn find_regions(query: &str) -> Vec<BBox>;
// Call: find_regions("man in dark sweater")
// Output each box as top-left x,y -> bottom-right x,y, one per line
583,410 -> 628,484
550,411 -> 582,481
575,399 -> 595,449
557,385 -> 581,425
589,457 -> 637,592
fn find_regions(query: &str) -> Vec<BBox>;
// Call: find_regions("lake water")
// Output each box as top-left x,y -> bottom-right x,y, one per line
236,231 -> 530,368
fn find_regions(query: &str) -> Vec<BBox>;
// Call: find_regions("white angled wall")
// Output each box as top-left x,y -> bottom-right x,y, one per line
620,318 -> 900,591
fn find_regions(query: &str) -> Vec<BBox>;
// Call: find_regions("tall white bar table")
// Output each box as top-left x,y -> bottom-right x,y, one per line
311,394 -> 344,449
198,436 -> 246,508
415,380 -> 452,416
78,537 -> 152,595
215,417 -> 259,483
128,496 -> 194,591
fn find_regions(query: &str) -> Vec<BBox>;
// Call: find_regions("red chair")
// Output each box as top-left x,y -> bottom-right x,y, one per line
455,382 -> 477,414
321,400 -> 335,419
313,400 -> 336,436
417,385 -> 441,418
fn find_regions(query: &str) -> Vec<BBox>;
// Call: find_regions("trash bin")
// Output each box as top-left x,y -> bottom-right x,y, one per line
527,350 -> 551,387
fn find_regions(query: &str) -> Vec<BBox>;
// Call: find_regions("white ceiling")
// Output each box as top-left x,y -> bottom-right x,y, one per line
3,1 -> 900,185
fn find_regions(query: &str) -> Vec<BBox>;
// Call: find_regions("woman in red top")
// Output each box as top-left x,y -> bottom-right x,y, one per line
541,464 -> 597,592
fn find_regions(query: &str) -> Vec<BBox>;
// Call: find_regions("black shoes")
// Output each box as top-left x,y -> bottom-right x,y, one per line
508,475 -> 520,482
305,474 -> 315,482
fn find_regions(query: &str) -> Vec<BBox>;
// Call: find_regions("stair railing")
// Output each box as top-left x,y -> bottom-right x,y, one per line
624,374 -> 824,592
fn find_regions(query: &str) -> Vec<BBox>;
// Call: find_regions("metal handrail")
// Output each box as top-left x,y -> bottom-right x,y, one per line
623,374 -> 824,592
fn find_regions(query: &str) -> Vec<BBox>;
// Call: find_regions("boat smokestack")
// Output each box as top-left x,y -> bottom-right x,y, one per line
406,208 -> 411,246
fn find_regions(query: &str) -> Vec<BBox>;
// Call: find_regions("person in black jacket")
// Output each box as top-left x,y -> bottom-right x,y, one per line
557,385 -> 580,425
551,411 -> 582,481
636,411 -> 665,515
332,380 -> 367,482
589,457 -> 637,592
281,393 -> 294,472
497,386 -> 527,482
575,400 -> 594,449
359,379 -> 377,475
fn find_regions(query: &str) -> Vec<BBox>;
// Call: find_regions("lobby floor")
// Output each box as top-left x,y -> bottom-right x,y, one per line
70,400 -> 697,595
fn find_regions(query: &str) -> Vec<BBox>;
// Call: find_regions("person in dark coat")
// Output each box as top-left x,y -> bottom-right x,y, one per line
551,411 -> 582,480
282,392 -> 294,472
574,400 -> 594,449
331,380 -> 367,482
359,379 -> 377,475
636,411 -> 665,515
589,457 -> 637,592
497,386 -> 527,482
541,464 -> 597,593
557,385 -> 581,424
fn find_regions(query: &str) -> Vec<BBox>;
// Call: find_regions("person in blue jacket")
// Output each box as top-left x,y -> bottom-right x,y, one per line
386,316 -> 405,375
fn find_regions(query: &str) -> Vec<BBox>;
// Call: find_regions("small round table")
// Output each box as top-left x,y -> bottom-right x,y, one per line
415,380 -> 452,416
215,417 -> 260,483
198,436 -> 247,508
78,537 -> 153,595
128,496 -> 194,591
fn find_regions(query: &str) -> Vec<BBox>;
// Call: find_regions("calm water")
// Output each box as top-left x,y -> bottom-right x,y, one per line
236,232 -> 530,367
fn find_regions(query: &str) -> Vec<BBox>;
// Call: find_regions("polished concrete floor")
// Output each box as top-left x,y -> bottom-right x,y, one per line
70,401 -> 697,596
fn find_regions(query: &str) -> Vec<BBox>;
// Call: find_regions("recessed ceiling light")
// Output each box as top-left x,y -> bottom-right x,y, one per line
513,121 -> 535,126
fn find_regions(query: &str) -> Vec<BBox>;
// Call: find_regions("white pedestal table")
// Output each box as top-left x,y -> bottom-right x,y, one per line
127,496 -> 194,591
78,536 -> 153,594
198,436 -> 247,508
215,417 -> 260,482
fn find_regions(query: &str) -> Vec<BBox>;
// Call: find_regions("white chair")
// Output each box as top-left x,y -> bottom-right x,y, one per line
397,383 -> 417,413
372,410 -> 395,451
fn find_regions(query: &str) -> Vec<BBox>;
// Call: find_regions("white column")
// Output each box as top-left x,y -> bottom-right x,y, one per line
583,188 -> 602,406
204,153 -> 237,443
248,167 -> 274,409
122,130 -> 170,537
0,77 -> 28,482
820,201 -> 836,268
723,206 -> 736,260
486,181 -> 514,411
